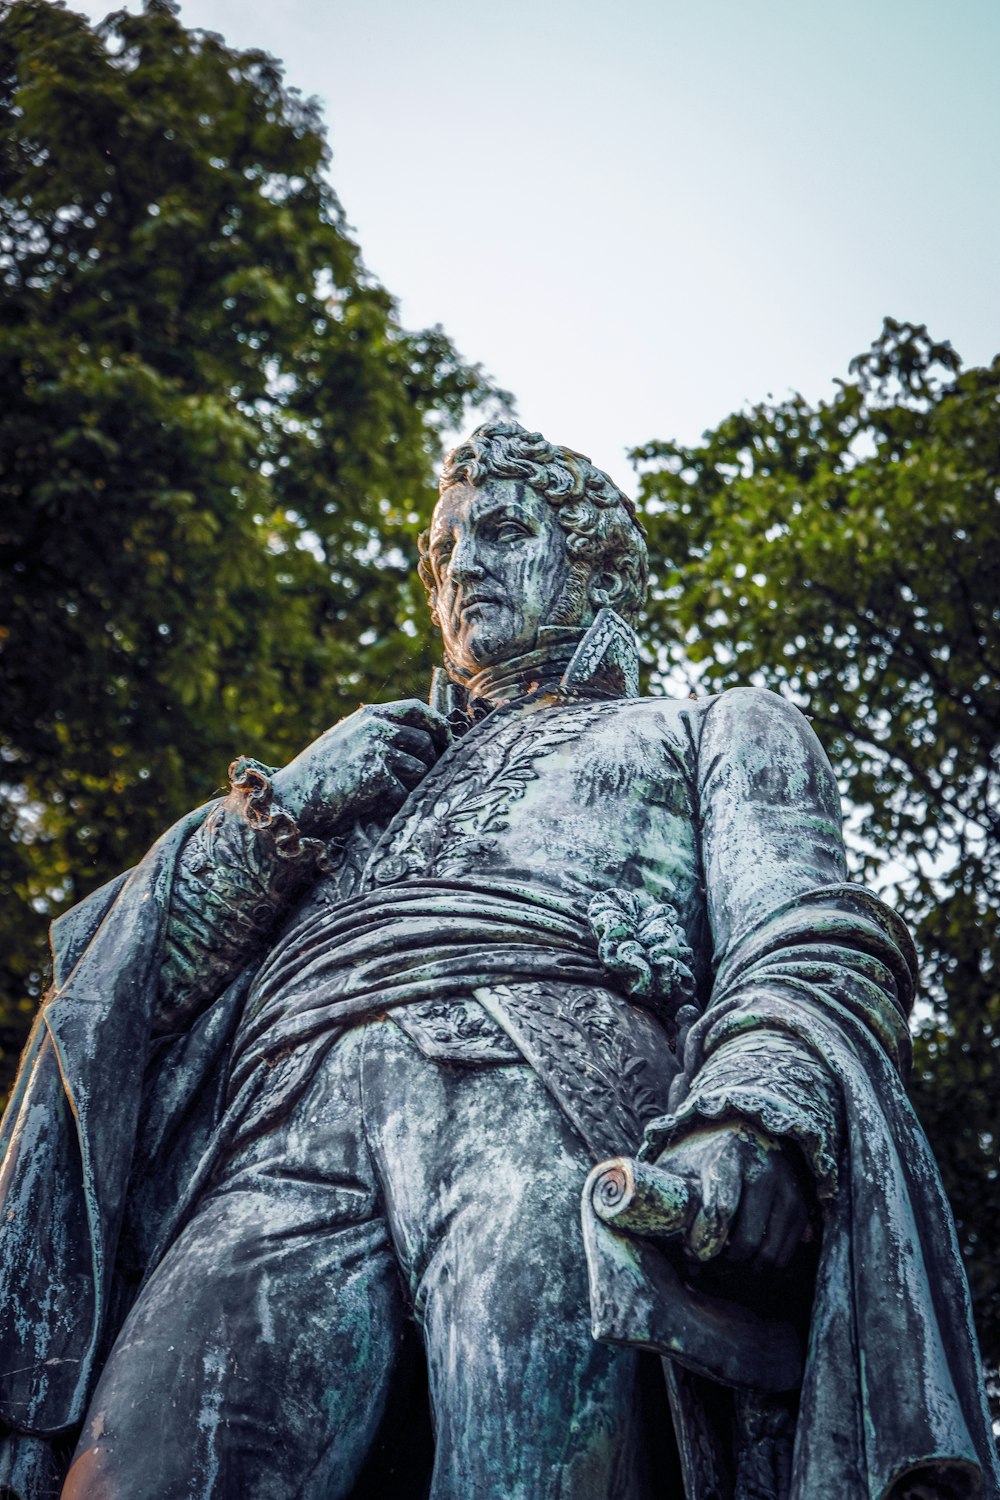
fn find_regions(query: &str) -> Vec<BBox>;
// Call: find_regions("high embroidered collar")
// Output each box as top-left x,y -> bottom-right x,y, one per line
430,609 -> 641,717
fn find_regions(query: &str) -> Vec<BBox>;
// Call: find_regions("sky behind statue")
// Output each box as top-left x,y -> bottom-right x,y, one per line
71,0 -> 1000,481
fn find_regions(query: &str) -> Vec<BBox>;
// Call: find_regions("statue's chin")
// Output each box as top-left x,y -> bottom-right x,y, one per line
448,621 -> 525,675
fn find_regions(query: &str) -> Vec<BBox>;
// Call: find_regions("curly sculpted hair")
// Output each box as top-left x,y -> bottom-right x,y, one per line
418,421 -> 648,627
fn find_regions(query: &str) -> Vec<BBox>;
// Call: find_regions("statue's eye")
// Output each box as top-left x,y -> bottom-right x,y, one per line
495,520 -> 530,542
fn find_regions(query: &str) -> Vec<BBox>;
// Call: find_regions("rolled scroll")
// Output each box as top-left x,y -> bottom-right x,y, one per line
582,1155 -> 803,1393
588,1157 -> 694,1239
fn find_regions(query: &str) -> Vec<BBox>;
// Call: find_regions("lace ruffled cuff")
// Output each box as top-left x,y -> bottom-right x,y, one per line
226,757 -> 330,866
587,887 -> 698,1041
638,1031 -> 842,1199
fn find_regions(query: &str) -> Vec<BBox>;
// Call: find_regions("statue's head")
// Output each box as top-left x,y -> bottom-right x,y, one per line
418,421 -> 648,677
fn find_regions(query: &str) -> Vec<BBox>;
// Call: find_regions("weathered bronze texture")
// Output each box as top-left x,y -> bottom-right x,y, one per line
0,422 -> 995,1499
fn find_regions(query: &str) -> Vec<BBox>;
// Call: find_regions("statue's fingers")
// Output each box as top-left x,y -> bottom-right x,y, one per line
686,1160 -> 742,1262
724,1176 -> 777,1263
388,725 -> 438,766
375,776 -> 409,813
373,699 -> 453,748
386,749 -> 432,789
755,1182 -> 810,1271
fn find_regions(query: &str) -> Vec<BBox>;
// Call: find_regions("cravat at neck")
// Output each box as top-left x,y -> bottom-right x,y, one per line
460,627 -> 585,705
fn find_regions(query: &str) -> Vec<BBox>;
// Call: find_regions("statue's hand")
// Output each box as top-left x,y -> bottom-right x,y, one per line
654,1121 -> 809,1273
271,699 -> 452,838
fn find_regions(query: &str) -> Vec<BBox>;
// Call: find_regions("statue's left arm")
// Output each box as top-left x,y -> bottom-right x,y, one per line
155,699 -> 452,1032
646,687 -> 913,1263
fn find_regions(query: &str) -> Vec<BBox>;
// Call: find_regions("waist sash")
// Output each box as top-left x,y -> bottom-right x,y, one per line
229,878 -> 608,1095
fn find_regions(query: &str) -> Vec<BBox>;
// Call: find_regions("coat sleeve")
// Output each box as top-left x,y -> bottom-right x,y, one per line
641,686 -> 910,1193
156,792 -> 323,1033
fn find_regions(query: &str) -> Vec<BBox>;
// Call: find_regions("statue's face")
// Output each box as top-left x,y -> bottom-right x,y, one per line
427,478 -> 571,672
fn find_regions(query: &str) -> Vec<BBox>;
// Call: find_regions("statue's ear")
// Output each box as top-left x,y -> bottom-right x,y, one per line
588,567 -> 627,611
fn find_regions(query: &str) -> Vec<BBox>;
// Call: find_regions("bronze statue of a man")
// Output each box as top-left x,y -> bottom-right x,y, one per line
0,423 -> 995,1500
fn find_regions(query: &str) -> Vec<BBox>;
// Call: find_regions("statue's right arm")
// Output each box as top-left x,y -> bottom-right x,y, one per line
155,797 -> 315,1032
155,699 -> 451,1033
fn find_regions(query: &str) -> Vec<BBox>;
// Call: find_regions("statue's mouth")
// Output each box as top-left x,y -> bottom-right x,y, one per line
460,594 -> 503,615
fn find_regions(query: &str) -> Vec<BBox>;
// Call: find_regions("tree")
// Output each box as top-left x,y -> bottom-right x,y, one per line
634,318 -> 1000,1370
0,0 -> 501,1077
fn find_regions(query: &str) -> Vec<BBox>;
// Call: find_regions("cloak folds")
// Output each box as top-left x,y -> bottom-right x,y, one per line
0,808 -> 235,1437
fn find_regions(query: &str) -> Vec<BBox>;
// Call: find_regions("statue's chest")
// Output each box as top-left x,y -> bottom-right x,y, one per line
354,697 -> 695,899
282,696 -> 701,1069
355,700 -> 617,887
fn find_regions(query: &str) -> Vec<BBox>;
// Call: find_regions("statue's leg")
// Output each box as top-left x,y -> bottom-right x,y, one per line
364,1022 -> 670,1500
62,1027 -> 406,1500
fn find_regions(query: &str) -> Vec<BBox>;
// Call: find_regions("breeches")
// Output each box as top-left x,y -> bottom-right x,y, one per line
63,1021 -> 662,1500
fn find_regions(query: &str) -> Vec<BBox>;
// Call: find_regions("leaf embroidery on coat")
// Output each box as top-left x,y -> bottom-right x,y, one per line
448,715 -> 586,836
369,703 -> 594,883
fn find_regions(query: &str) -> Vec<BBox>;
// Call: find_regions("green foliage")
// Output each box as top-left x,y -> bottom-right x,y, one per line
635,318 -> 1000,1367
0,0 -> 500,1064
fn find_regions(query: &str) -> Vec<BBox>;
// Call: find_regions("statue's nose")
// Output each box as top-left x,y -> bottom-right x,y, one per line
447,537 -> 486,583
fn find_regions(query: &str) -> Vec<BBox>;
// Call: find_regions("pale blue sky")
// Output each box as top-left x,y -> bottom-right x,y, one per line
71,0 -> 1000,484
